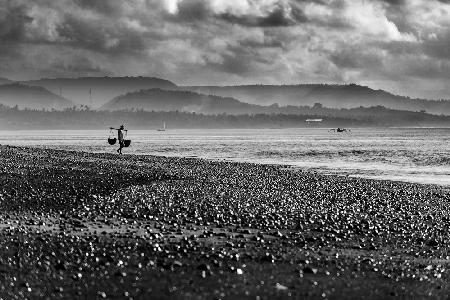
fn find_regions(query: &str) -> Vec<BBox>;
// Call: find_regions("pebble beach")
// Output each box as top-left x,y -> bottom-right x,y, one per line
1,145 -> 450,299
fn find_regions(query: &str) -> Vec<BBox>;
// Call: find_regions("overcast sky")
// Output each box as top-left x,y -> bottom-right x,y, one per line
0,0 -> 449,99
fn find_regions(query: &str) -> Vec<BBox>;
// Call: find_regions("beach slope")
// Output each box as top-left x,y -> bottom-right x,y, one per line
0,146 -> 449,299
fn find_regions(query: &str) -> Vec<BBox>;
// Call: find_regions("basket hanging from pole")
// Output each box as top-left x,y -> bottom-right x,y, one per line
108,128 -> 117,145
123,130 -> 131,147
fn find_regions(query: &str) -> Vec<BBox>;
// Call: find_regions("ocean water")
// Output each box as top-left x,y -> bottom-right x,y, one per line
0,128 -> 449,186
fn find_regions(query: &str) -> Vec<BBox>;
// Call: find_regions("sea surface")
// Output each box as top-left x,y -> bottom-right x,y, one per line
1,128 -> 449,186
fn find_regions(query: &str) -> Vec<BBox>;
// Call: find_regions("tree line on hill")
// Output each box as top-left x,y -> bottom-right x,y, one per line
185,84 -> 450,115
0,104 -> 450,129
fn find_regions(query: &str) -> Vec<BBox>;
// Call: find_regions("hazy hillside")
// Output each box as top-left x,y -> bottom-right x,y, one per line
21,76 -> 450,114
24,76 -> 177,108
100,88 -> 450,125
100,88 -> 259,114
0,78 -> 12,85
0,83 -> 73,109
185,84 -> 450,115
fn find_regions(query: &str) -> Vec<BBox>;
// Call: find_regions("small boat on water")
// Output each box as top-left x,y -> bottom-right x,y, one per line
157,122 -> 166,132
329,127 -> 350,133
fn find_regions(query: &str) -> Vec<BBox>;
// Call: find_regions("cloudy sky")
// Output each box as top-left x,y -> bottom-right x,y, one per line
0,0 -> 449,99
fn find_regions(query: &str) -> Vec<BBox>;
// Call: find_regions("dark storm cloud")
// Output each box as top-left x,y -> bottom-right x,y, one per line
379,0 -> 405,5
57,14 -> 147,54
165,0 -> 307,26
220,6 -> 308,27
170,0 -> 211,21
422,31 -> 450,61
0,1 -> 32,42
330,46 -> 385,70
72,0 -> 124,16
0,0 -> 450,99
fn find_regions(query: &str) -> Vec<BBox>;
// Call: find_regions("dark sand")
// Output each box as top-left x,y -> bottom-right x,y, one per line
0,145 -> 450,299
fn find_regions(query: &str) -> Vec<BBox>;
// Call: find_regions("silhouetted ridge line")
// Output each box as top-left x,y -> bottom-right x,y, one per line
0,83 -> 73,109
100,88 -> 256,114
183,83 -> 450,115
23,76 -> 178,108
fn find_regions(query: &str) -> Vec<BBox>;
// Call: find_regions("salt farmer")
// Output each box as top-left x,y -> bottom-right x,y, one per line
110,125 -> 127,154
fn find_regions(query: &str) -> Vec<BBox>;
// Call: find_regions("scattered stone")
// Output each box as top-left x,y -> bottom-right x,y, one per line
275,283 -> 288,291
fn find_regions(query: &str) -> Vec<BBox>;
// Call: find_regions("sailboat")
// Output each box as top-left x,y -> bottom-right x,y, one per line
157,122 -> 166,132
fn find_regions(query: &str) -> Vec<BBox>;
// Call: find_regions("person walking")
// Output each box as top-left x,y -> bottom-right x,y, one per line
110,125 -> 127,154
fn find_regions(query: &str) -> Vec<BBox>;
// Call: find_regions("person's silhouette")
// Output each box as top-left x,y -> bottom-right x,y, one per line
110,125 -> 127,154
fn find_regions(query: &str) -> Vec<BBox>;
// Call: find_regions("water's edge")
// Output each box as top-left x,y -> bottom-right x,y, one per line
1,128 -> 449,186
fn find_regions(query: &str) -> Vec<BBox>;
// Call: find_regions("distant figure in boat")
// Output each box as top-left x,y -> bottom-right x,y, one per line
110,125 -> 127,154
329,128 -> 351,133
157,122 -> 166,132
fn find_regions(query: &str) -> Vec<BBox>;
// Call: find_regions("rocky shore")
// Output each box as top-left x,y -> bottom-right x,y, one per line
0,145 -> 449,299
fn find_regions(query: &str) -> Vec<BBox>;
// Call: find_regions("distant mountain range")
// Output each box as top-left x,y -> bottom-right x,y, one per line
185,84 -> 450,115
0,76 -> 447,116
100,88 -> 261,113
23,76 -> 177,107
1,79 -> 449,129
101,88 -> 450,124
0,83 -> 73,109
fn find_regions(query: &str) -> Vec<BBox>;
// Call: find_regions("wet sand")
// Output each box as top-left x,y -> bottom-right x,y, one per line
0,145 -> 450,299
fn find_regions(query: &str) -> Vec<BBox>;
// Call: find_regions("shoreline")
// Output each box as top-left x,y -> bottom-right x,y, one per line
4,141 -> 450,188
1,126 -> 449,188
1,145 -> 450,299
